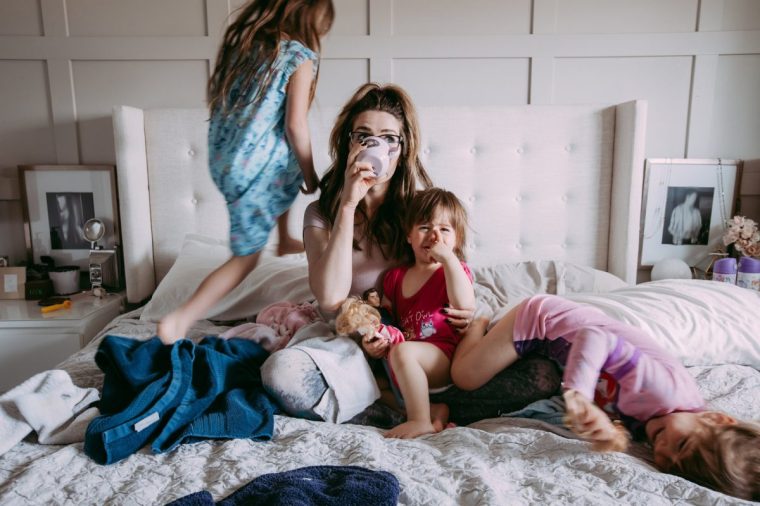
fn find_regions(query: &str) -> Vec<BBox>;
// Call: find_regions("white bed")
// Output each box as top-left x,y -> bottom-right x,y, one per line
1,102 -> 759,505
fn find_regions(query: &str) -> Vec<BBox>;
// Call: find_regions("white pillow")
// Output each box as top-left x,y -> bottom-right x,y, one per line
565,280 -> 760,368
474,260 -> 628,318
140,234 -> 314,322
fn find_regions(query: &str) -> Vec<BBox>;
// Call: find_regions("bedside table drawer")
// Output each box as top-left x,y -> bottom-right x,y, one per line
0,292 -> 124,393
0,329 -> 81,392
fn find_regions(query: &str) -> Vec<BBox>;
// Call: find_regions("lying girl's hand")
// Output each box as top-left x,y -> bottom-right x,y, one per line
563,389 -> 630,452
340,143 -> 377,209
442,305 -> 475,335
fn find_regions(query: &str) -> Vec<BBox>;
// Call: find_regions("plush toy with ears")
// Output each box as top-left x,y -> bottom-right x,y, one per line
335,297 -> 406,358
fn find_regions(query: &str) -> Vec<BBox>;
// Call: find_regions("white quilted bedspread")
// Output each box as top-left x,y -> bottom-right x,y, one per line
1,290 -> 759,505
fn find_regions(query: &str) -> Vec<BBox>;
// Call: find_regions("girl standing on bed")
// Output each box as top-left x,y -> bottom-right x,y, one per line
349,188 -> 475,439
451,294 -> 760,501
158,0 -> 335,344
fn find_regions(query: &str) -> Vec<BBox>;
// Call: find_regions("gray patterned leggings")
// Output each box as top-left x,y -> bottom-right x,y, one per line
261,348 -> 561,427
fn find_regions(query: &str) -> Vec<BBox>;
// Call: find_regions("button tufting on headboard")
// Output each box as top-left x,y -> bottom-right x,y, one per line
113,102 -> 647,303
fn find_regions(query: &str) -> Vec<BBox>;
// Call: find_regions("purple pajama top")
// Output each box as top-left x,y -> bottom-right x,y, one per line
513,295 -> 705,425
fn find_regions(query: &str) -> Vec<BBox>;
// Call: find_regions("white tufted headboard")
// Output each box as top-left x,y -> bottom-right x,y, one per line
113,101 -> 647,304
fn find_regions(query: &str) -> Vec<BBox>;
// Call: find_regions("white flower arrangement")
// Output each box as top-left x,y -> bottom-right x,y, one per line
723,215 -> 760,257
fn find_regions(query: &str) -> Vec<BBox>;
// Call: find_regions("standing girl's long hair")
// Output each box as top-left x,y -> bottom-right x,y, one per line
318,83 -> 433,261
208,0 -> 335,115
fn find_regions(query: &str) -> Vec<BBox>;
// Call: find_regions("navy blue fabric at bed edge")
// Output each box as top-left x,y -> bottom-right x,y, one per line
85,335 -> 278,465
165,465 -> 400,506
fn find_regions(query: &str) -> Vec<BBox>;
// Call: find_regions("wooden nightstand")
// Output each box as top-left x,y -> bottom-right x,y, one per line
0,291 -> 124,392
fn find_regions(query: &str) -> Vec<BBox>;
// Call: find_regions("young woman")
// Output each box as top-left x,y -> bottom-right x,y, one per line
261,83 -> 560,426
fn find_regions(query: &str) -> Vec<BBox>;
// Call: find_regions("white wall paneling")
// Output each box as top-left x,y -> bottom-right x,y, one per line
66,0 -> 207,37
72,60 -> 209,163
315,59 -> 370,107
0,0 -> 43,36
0,60 -> 57,164
393,0 -> 532,35
554,0 -> 699,34
710,54 -> 760,160
553,56 -> 693,157
0,0 -> 758,270
394,58 -> 530,106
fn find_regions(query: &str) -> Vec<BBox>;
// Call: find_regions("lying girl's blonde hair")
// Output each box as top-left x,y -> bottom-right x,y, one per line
665,419 -> 760,501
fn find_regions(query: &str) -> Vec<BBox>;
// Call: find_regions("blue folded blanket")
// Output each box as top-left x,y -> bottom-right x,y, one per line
166,465 -> 400,506
85,335 -> 277,465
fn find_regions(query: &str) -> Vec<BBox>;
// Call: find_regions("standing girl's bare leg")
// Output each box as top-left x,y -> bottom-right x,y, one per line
450,304 -> 521,391
276,210 -> 305,255
157,252 -> 260,343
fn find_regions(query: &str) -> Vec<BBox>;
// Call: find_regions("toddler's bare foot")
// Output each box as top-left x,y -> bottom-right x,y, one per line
157,310 -> 192,345
563,389 -> 630,452
384,419 -> 436,439
430,403 -> 450,433
277,237 -> 305,256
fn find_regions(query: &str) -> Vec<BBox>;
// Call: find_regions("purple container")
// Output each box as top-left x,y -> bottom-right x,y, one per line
737,256 -> 760,291
712,258 -> 736,284
738,256 -> 760,273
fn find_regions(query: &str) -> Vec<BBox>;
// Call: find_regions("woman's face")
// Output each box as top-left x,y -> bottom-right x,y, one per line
350,110 -> 403,185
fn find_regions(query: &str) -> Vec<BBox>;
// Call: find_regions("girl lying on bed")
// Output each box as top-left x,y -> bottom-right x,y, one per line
451,294 -> 760,501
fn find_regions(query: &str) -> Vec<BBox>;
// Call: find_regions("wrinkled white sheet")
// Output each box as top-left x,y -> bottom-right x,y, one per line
1,282 -> 759,505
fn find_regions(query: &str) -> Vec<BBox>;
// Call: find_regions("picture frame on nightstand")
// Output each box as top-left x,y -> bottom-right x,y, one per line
18,164 -> 122,272
639,158 -> 742,267
0,267 -> 26,300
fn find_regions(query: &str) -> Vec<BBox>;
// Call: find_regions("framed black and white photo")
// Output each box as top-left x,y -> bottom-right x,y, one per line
639,159 -> 741,267
19,165 -> 121,270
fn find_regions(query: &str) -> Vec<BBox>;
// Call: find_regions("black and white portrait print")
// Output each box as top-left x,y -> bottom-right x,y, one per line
662,186 -> 713,246
46,192 -> 95,250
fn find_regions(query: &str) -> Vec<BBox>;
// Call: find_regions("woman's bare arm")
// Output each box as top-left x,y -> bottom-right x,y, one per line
304,205 -> 356,311
305,142 -> 380,311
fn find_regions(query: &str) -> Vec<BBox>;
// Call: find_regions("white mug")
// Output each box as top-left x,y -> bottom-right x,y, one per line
356,136 -> 399,178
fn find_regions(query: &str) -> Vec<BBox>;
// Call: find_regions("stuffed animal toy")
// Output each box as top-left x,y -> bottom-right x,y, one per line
334,297 -> 405,353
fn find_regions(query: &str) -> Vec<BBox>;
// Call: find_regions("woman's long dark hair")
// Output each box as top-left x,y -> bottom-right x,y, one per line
207,0 -> 334,115
318,83 -> 433,261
